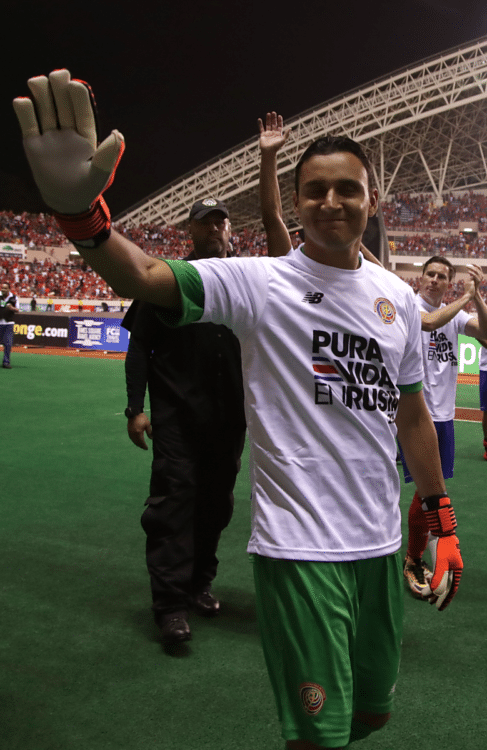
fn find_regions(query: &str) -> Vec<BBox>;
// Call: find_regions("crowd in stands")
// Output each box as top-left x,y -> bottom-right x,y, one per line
116,223 -> 191,258
0,255 -> 115,299
114,222 -> 300,258
0,211 -> 277,299
391,233 -> 487,258
382,191 -> 487,232
0,210 -> 66,248
1,190 -> 487,300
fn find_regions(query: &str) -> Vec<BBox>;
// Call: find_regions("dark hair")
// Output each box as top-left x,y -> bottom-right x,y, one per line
422,255 -> 455,281
294,135 -> 374,194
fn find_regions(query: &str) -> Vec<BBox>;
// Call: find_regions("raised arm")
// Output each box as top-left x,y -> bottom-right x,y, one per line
13,69 -> 180,308
80,230 -> 181,307
258,112 -> 291,257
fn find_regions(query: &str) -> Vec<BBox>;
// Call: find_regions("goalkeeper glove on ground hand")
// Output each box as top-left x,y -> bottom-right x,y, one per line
13,69 -> 124,247
420,494 -> 463,611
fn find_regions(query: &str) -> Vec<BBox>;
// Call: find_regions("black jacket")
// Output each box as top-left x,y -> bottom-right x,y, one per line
122,258 -> 245,433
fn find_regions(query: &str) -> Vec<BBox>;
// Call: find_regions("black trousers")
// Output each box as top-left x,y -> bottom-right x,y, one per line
140,415 -> 245,622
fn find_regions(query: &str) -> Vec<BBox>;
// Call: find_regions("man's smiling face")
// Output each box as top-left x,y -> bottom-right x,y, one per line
293,150 -> 378,266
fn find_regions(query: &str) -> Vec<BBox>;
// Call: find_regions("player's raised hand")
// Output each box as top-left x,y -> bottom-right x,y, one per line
420,495 -> 463,611
258,112 -> 290,155
464,264 -> 483,297
13,69 -> 125,216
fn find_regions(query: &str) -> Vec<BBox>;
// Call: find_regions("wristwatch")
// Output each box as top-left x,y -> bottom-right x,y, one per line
124,406 -> 144,418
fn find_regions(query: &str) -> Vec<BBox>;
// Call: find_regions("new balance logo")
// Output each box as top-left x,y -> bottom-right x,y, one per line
303,292 -> 324,304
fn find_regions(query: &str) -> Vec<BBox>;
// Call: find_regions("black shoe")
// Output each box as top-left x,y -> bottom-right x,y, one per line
159,616 -> 192,645
193,589 -> 220,617
2,364 -> 12,369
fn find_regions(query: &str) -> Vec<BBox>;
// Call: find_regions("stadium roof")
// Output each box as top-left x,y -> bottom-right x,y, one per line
115,35 -> 487,233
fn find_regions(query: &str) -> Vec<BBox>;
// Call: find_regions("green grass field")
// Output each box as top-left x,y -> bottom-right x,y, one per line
455,382 -> 481,409
1,354 -> 486,750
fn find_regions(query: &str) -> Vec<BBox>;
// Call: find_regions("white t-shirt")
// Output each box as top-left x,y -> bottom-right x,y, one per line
189,250 -> 423,562
417,295 -> 471,421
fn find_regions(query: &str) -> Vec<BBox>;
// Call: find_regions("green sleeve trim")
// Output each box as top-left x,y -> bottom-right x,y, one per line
398,381 -> 423,393
156,260 -> 205,327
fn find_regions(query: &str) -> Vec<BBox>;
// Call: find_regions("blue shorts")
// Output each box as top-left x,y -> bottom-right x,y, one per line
398,419 -> 454,483
480,370 -> 487,412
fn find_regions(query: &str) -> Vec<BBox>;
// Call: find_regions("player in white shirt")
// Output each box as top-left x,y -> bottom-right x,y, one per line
14,70 -> 464,750
399,256 -> 487,598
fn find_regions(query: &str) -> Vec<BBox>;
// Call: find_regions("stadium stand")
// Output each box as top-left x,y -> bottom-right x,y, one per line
1,190 -> 486,310
382,191 -> 487,232
0,210 -> 66,248
0,210 -> 273,303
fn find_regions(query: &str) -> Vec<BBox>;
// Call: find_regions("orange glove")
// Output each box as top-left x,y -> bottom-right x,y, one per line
421,495 -> 463,611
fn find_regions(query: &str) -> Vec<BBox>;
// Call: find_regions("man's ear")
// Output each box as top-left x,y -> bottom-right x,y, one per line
368,188 -> 379,217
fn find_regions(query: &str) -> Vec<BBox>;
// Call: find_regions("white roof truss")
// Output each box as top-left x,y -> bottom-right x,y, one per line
115,36 -> 487,232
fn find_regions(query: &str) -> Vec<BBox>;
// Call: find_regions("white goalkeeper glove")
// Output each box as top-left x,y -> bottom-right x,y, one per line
13,69 -> 124,246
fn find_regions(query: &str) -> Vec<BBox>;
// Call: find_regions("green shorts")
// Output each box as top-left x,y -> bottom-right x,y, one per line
252,553 -> 404,748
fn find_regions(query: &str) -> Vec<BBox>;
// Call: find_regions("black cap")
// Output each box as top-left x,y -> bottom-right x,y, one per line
189,198 -> 229,221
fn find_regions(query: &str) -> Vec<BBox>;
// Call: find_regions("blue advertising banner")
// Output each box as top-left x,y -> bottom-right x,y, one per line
68,317 -> 130,352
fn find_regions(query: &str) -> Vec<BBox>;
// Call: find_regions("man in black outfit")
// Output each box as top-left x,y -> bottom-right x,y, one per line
123,198 -> 246,647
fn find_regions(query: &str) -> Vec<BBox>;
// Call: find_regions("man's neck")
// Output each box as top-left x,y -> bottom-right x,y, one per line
419,291 -> 442,308
192,248 -> 227,260
302,240 -> 361,270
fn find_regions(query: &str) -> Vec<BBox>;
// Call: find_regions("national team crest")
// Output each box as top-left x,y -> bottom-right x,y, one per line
299,682 -> 326,715
374,297 -> 396,324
